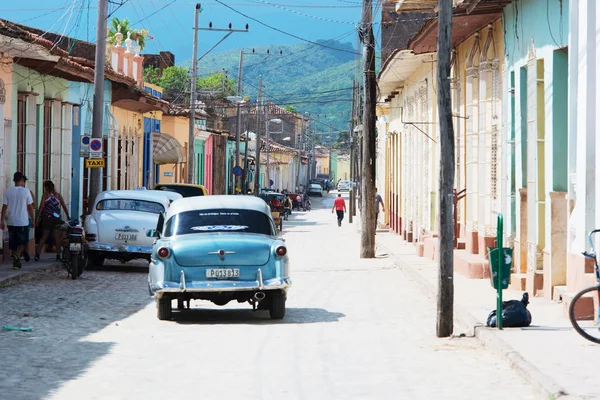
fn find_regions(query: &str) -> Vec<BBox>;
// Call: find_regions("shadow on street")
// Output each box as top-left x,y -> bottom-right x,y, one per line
172,307 -> 345,325
0,271 -> 152,399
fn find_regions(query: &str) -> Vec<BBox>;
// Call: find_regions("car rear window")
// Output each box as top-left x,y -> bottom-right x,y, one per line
96,199 -> 164,214
155,185 -> 205,198
164,209 -> 274,237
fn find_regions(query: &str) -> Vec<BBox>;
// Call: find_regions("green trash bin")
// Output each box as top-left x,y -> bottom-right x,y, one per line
487,247 -> 513,290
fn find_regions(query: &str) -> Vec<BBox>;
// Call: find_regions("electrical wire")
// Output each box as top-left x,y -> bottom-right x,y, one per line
213,0 -> 361,56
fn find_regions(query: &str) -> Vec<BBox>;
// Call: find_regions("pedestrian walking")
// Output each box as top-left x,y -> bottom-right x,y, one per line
0,172 -> 35,269
35,180 -> 70,261
331,193 -> 346,227
375,187 -> 385,232
23,188 -> 35,262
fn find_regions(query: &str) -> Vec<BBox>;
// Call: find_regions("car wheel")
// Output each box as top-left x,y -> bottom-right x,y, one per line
157,297 -> 172,320
269,293 -> 286,320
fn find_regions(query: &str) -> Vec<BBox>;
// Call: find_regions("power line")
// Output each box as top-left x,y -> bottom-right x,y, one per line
213,0 -> 361,56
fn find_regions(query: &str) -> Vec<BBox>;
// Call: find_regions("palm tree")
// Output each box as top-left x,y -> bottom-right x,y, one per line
108,17 -> 150,51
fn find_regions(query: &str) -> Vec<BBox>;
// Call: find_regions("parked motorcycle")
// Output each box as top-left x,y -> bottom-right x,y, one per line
59,219 -> 88,279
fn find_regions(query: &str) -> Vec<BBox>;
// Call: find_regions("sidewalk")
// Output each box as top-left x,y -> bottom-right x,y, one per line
376,230 -> 599,400
0,254 -> 63,289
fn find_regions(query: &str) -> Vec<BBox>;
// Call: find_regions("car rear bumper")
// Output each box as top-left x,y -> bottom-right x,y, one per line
88,242 -> 153,254
151,268 -> 292,298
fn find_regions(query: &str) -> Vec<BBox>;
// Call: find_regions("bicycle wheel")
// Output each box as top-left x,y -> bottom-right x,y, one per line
569,285 -> 600,344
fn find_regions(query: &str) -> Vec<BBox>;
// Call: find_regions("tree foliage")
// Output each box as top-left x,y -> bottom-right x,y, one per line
143,67 -> 236,101
332,130 -> 351,151
197,41 -> 358,133
108,17 -> 152,50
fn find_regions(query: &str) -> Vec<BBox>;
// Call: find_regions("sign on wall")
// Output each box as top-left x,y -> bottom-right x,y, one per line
80,135 -> 90,157
85,158 -> 105,168
89,138 -> 103,159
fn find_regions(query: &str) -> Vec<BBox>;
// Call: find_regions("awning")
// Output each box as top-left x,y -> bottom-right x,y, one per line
153,132 -> 186,165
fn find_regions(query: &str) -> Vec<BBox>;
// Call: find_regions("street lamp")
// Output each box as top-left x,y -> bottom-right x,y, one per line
266,118 -> 282,189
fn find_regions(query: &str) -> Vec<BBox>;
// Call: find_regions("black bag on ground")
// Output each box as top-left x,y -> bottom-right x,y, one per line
486,292 -> 532,327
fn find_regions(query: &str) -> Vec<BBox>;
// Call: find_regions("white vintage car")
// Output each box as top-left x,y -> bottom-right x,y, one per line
84,190 -> 181,267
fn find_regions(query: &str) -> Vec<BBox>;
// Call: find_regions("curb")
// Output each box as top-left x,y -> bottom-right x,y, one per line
0,263 -> 64,289
380,241 -> 568,400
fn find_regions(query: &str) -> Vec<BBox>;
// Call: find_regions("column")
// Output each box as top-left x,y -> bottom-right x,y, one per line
568,0 -> 596,293
465,33 -> 480,254
24,93 -> 37,192
526,42 -> 545,295
50,100 -> 62,187
61,103 -> 73,213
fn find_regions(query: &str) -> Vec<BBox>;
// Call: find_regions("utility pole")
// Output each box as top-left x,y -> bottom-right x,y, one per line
329,124 -> 333,179
265,103 -> 270,189
296,115 -> 304,188
254,76 -> 262,195
360,0 -> 376,258
349,80 -> 356,223
188,3 -> 201,184
436,0 -> 455,338
235,50 -> 244,193
88,0 -> 108,212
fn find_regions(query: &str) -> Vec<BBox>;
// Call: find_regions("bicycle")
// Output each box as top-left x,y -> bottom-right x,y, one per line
569,229 -> 600,343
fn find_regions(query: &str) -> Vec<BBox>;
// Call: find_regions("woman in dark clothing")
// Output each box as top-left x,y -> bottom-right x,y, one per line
34,180 -> 70,261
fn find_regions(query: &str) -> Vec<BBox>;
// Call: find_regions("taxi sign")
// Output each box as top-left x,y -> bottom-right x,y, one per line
85,158 -> 105,168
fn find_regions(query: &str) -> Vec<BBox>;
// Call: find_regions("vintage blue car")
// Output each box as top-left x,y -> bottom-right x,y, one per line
147,195 -> 291,321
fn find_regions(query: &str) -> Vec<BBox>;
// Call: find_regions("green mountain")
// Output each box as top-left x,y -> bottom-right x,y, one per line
194,40 -> 358,139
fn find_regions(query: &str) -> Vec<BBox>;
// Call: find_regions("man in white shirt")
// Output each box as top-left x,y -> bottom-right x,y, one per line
1,172 -> 35,269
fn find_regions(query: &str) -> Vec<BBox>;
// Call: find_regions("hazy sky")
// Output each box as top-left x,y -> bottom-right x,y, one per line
2,1 -> 382,63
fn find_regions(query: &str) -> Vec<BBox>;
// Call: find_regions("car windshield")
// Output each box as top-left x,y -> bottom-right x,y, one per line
164,209 -> 273,237
96,199 -> 165,214
155,185 -> 205,198
310,184 -> 321,189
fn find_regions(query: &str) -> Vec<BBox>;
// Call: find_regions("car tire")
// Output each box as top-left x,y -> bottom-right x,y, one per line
157,297 -> 172,320
269,293 -> 286,320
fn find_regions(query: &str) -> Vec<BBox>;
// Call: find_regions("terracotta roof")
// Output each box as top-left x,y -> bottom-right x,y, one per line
165,108 -> 209,119
0,18 -> 138,89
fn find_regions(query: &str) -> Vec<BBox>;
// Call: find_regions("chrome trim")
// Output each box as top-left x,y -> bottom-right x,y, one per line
88,242 -> 152,253
257,269 -> 264,290
180,270 -> 186,290
115,226 -> 140,232
152,277 -> 291,297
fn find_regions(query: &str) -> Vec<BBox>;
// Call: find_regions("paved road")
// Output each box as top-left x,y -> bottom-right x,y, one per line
0,192 -> 539,400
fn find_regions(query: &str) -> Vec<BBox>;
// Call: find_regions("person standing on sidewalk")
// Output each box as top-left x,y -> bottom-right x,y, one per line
0,172 -> 35,269
331,193 -> 346,227
35,180 -> 70,262
375,188 -> 385,232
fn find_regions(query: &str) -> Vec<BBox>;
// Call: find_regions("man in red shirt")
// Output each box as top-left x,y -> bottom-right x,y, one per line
331,193 -> 347,227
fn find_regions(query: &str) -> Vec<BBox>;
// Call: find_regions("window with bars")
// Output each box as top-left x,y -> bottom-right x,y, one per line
117,137 -> 123,190
491,126 -> 498,199
43,102 -> 52,181
16,96 -> 26,173
102,137 -> 108,191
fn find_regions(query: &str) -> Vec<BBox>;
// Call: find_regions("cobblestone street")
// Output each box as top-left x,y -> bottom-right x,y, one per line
0,192 -> 539,400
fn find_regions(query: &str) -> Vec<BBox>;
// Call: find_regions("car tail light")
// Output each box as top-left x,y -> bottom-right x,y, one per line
71,227 -> 84,235
157,247 -> 170,259
275,246 -> 287,257
86,233 -> 96,242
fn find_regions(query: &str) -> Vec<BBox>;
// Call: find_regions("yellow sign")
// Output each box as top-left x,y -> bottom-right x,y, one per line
85,159 -> 105,168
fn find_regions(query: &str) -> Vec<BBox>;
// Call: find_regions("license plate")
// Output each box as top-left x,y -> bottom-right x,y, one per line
206,269 -> 240,279
69,243 -> 82,251
115,233 -> 137,241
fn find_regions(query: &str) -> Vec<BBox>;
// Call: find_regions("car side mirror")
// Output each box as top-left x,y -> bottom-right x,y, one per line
147,229 -> 160,238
